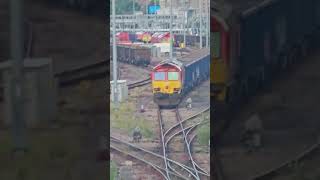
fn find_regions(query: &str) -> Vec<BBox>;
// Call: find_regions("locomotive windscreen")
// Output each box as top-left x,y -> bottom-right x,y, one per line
154,72 -> 166,81
168,72 -> 179,81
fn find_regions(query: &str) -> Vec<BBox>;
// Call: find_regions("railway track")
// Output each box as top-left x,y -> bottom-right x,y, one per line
110,137 -> 185,180
158,105 -> 210,180
128,78 -> 151,89
110,105 -> 210,179
110,136 -> 210,179
56,60 -> 108,86
164,113 -> 210,178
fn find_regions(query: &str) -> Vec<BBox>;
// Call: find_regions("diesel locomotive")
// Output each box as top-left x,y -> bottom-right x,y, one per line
212,0 -> 320,106
152,48 -> 210,108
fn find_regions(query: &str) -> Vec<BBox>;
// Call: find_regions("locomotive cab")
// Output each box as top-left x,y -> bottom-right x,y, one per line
152,61 -> 182,95
151,60 -> 183,108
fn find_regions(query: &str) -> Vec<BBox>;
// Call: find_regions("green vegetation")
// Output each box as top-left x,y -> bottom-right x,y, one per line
110,0 -> 141,15
110,161 -> 118,180
150,0 -> 160,4
196,113 -> 210,146
110,100 -> 154,139
0,129 -> 83,180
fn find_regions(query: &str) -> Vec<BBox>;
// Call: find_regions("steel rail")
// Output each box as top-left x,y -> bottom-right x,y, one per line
164,105 -> 210,137
165,106 -> 210,176
158,108 -> 200,179
110,144 -> 169,180
185,121 -> 210,175
175,109 -> 201,180
110,136 -> 203,176
111,141 -> 192,179
128,78 -> 151,89
157,107 -> 171,179
162,105 -> 210,179
165,120 -> 210,177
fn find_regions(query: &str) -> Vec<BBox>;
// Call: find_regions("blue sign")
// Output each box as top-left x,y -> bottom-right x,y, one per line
148,5 -> 160,14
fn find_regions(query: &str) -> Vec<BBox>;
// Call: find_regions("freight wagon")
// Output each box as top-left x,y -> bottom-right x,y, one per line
110,44 -> 152,66
212,0 -> 319,107
152,48 -> 210,108
175,34 -> 206,47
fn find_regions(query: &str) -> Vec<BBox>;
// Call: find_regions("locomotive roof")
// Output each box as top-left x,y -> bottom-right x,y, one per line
153,59 -> 183,71
153,48 -> 209,70
213,0 -> 280,19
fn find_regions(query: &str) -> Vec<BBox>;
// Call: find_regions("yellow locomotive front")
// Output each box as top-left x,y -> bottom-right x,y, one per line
152,62 -> 183,108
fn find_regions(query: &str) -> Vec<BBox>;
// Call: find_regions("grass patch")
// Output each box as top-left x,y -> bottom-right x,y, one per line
0,128 -> 83,180
110,99 -> 154,139
110,161 -> 118,180
196,112 -> 210,146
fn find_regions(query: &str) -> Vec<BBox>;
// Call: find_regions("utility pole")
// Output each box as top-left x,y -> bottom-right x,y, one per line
169,0 -> 173,59
206,0 -> 209,48
10,0 -> 27,154
133,0 -> 135,31
133,0 -> 135,15
112,0 -> 118,108
199,0 -> 202,49
183,0 -> 186,48
146,0 -> 148,14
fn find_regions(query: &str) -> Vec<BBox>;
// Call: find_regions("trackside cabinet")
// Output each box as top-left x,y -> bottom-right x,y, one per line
110,80 -> 128,103
0,58 -> 57,128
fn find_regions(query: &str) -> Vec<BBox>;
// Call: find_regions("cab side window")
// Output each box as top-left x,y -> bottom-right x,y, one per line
212,32 -> 221,58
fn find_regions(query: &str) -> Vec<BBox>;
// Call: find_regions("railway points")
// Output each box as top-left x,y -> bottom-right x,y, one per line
110,37 -> 210,178
111,76 -> 210,179
110,0 -> 211,178
111,101 -> 210,179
